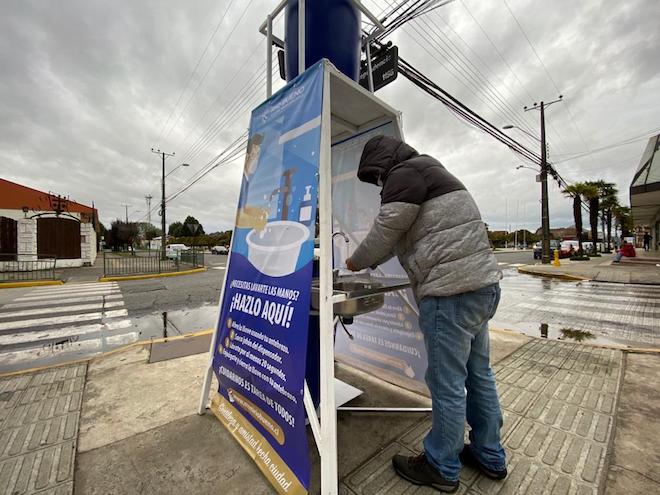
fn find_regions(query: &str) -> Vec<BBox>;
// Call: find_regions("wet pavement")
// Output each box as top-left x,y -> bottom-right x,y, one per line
495,269 -> 660,348
0,283 -> 218,374
0,267 -> 658,375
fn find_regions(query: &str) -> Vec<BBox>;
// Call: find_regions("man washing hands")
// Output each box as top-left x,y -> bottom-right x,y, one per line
345,136 -> 504,493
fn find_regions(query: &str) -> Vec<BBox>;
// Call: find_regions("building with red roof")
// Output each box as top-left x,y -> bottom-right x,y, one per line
0,178 -> 98,267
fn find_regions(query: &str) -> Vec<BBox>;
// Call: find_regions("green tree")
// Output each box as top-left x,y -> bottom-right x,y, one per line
168,221 -> 184,237
107,220 -> 139,252
562,183 -> 590,255
582,182 -> 601,254
182,215 -> 205,236
137,223 -> 162,246
613,205 -> 633,238
597,182 -> 619,252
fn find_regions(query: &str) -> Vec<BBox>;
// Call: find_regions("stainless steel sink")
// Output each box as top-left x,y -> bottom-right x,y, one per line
311,277 -> 385,317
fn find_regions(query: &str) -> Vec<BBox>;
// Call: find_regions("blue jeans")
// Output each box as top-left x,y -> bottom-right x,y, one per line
418,283 -> 505,481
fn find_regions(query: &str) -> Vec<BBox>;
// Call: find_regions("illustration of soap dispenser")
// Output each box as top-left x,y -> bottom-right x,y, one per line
298,185 -> 313,226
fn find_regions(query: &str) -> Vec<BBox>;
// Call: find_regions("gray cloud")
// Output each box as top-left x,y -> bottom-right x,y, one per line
1,0 -> 658,235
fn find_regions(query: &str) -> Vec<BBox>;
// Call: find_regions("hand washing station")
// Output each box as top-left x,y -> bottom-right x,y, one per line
311,274 -> 391,317
199,3 -> 425,491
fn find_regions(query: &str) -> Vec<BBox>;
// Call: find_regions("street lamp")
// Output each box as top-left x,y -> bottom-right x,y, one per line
160,162 -> 189,256
505,96 -> 563,264
502,125 -> 541,143
166,163 -> 190,178
151,149 -> 188,259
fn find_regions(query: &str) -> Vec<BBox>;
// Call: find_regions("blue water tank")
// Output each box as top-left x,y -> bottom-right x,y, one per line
285,0 -> 361,82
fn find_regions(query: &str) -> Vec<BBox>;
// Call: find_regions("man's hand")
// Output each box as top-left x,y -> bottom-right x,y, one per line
346,257 -> 358,272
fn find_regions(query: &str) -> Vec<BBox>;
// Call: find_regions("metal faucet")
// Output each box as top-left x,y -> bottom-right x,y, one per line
332,231 -> 350,277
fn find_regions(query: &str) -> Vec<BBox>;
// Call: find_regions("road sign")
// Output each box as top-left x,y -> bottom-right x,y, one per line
359,45 -> 398,92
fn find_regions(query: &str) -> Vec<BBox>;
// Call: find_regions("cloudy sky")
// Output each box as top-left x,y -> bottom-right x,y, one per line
2,0 -> 659,234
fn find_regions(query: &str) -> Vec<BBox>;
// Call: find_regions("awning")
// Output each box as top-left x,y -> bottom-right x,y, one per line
630,134 -> 660,225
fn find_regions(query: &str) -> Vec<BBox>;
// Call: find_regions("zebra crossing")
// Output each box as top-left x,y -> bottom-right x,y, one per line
496,273 -> 660,346
0,282 -> 137,373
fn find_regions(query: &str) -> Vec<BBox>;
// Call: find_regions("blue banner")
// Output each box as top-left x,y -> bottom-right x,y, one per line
210,62 -> 324,495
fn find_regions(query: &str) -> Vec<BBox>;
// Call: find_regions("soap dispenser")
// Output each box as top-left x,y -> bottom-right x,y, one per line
299,185 -> 313,226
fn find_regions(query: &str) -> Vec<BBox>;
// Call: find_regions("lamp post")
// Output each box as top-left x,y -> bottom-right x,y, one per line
515,164 -> 539,172
151,148 -> 189,259
161,162 -> 189,254
503,96 -> 562,264
502,125 -> 541,143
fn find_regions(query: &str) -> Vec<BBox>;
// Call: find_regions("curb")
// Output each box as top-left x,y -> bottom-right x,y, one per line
0,328 -> 215,378
517,266 -> 590,281
98,267 -> 207,282
0,280 -> 64,289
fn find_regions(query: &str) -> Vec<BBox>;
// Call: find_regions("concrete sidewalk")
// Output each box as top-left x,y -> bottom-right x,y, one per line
0,331 -> 658,494
518,252 -> 660,285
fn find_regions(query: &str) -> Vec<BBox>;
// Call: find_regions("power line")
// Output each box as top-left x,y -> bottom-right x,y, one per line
153,0 -> 237,148
181,63 -> 269,163
175,38 -> 266,156
554,132 -> 660,163
415,9 -> 540,140
459,0 -> 573,158
380,1 -> 540,149
160,0 -> 255,146
500,0 -> 590,161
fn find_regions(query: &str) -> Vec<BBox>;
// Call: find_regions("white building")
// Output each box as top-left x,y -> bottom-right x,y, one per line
0,178 -> 98,267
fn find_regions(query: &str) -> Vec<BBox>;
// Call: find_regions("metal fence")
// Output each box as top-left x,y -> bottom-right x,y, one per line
102,248 -> 204,277
0,254 -> 58,282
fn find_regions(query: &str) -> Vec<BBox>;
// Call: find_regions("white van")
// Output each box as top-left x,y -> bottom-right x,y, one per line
166,244 -> 189,259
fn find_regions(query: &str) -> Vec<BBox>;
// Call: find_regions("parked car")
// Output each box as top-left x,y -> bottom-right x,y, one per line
533,240 -> 561,259
211,245 -> 228,255
165,243 -> 190,259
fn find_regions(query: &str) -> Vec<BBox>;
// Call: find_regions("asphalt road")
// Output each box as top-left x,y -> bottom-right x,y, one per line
114,251 -> 539,317
117,254 -> 227,315
493,249 -> 535,266
1,250 -> 658,373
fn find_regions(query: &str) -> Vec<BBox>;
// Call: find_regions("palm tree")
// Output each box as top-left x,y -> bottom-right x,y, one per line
562,183 -> 589,255
582,182 -> 601,254
597,182 -> 619,252
613,205 -> 633,239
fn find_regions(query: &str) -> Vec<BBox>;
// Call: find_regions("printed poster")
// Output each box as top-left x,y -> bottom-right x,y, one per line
331,122 -> 430,396
211,62 -> 324,495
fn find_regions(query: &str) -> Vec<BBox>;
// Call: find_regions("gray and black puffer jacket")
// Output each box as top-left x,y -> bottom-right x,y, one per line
350,135 -> 501,300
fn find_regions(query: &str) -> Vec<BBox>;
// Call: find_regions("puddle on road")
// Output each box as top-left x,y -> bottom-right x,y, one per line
128,304 -> 218,340
491,319 -> 656,349
0,304 -> 219,374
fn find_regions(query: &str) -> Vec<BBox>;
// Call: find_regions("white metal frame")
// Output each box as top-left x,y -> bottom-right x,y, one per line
199,2 -> 430,493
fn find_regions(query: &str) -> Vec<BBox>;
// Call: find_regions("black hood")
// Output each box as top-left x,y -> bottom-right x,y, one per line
357,135 -> 419,185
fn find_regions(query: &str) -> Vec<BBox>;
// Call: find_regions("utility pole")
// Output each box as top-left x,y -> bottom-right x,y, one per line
524,96 -> 563,264
121,203 -> 131,224
151,149 -> 175,260
505,198 -> 508,249
145,195 -> 153,224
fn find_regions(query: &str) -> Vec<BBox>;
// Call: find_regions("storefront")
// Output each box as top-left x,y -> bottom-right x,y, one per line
630,134 -> 660,250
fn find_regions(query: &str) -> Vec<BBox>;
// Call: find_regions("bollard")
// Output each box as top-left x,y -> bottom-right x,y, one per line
553,249 -> 561,267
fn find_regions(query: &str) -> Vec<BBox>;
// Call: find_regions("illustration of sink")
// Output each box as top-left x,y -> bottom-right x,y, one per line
246,221 -> 310,277
311,276 -> 385,317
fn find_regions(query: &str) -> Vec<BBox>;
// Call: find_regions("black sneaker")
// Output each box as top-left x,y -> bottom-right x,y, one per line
392,453 -> 459,493
459,444 -> 507,480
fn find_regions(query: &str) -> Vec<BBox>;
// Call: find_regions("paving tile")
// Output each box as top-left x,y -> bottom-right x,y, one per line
346,442 -> 471,494
0,364 -> 84,495
345,339 -> 622,495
